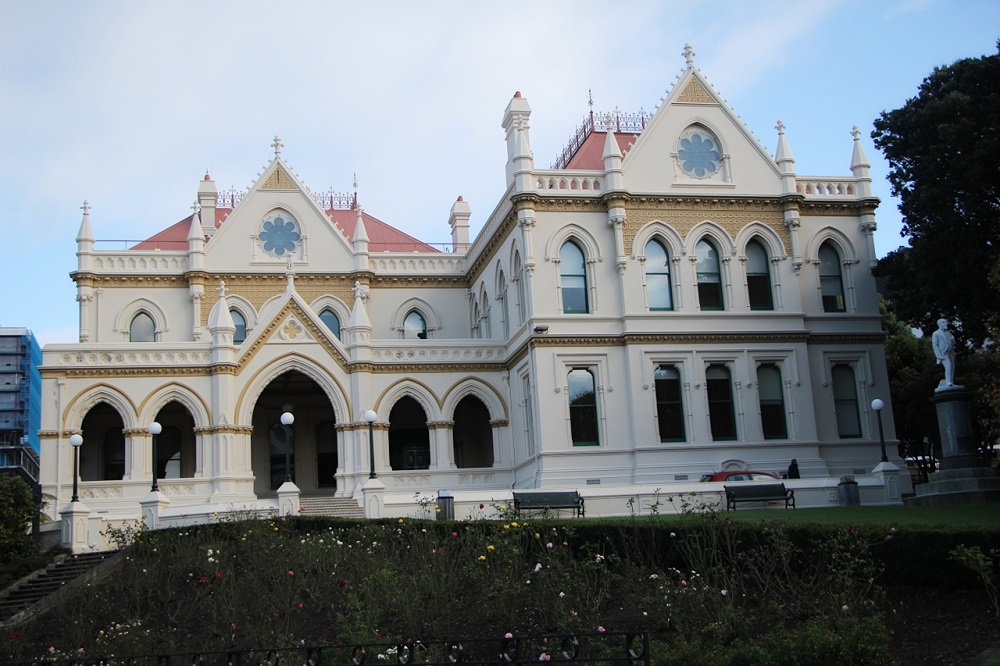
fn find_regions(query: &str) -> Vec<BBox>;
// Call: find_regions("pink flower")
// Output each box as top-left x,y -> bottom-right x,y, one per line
597,626 -> 606,633
288,570 -> 295,577
480,503 -> 485,509
298,603 -> 304,609
231,623 -> 237,630
539,653 -> 551,661
504,632 -> 513,639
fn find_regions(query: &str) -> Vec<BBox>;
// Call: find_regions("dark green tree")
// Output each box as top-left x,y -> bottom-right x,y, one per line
0,474 -> 38,566
872,41 -> 1000,347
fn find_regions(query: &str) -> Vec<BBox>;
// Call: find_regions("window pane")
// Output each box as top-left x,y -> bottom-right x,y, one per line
696,240 -> 723,310
560,242 -> 589,313
129,313 -> 155,342
706,365 -> 736,440
231,310 -> 246,344
645,240 -> 673,310
568,369 -> 598,445
403,311 -> 427,339
746,241 -> 773,310
320,309 -> 341,340
832,364 -> 861,438
819,244 -> 846,312
654,365 -> 685,441
757,364 -> 787,439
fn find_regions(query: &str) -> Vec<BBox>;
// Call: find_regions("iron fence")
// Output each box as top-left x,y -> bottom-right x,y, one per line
17,631 -> 649,665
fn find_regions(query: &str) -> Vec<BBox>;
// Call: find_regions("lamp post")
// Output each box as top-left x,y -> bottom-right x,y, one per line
280,411 -> 294,482
69,434 -> 83,502
363,410 -> 377,479
148,422 -> 162,492
871,399 -> 888,463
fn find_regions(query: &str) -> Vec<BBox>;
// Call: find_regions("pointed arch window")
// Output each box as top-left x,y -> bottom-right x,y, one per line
696,239 -> 724,310
320,309 -> 341,340
654,365 -> 685,441
706,364 -> 737,441
757,364 -> 787,439
403,310 -> 428,340
231,310 -> 247,344
129,312 -> 155,342
560,241 -> 589,313
568,368 -> 599,446
645,239 -> 673,311
819,243 -> 846,312
514,253 -> 527,325
746,240 -> 774,310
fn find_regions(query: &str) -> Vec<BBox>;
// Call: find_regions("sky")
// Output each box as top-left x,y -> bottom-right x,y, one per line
1,0 -> 997,347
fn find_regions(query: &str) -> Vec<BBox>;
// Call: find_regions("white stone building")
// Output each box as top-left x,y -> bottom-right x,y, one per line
39,48 -> 906,547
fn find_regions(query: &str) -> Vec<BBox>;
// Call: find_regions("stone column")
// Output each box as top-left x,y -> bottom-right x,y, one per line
932,388 -> 979,470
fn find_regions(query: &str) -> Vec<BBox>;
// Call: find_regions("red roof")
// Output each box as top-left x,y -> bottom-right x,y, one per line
563,131 -> 639,170
129,207 -> 439,254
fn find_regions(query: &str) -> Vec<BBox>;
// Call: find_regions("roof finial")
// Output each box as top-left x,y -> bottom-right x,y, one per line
191,200 -> 201,215
775,119 -> 786,135
217,281 -> 227,298
851,125 -> 861,141
352,171 -> 359,209
682,43 -> 696,67
272,135 -> 284,158
81,200 -> 91,217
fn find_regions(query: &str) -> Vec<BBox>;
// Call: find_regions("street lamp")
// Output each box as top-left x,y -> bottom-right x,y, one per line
280,411 -> 294,482
363,409 -> 377,479
69,434 -> 83,502
148,422 -> 162,492
871,399 -> 888,463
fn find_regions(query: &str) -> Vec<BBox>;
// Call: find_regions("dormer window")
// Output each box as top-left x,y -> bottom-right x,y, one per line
678,127 -> 721,178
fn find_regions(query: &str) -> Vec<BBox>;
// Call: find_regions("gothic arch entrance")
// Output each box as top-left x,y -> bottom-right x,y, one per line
453,395 -> 493,468
250,370 -> 338,495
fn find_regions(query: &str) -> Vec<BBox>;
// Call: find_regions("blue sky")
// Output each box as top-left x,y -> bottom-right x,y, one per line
1,0 -> 997,346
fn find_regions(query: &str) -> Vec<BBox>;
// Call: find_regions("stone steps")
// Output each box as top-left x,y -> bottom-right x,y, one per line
297,496 -> 365,518
0,551 -> 115,624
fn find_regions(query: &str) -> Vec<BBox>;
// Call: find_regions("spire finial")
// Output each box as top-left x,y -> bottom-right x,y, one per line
191,200 -> 201,215
81,200 -> 91,216
604,112 -> 615,132
851,125 -> 861,141
272,135 -> 284,158
682,43 -> 695,67
217,281 -> 227,298
588,88 -> 594,112
775,119 -> 786,135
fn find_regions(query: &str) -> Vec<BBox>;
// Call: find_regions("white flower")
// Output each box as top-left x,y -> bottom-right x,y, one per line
721,590 -> 728,596
559,592 -> 565,598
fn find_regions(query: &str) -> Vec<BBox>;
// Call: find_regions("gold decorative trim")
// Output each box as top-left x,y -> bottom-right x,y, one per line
467,211 -> 519,285
260,165 -> 297,190
75,275 -> 188,289
369,275 -> 469,289
236,300 -> 349,372
199,274 -> 359,326
676,78 -> 716,104
195,425 -> 254,435
370,363 -> 506,374
55,367 -> 211,378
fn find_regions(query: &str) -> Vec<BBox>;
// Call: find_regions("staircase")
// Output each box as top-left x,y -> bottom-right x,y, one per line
298,495 -> 365,518
0,551 -> 116,624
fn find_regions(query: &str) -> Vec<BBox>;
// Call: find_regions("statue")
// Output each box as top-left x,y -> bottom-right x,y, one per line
931,318 -> 957,388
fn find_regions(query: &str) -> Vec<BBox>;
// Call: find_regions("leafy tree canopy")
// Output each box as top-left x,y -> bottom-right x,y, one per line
872,41 -> 1000,347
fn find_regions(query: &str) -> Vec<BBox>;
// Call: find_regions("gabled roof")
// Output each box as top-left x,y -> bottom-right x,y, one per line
130,207 -> 439,254
562,131 -> 639,170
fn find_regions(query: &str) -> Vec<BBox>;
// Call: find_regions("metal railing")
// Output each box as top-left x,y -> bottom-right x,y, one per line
0,444 -> 40,483
17,631 -> 649,665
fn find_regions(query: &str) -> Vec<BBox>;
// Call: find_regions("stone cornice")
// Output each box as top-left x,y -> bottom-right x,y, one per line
195,425 -> 254,435
799,198 -> 880,216
71,274 -> 187,288
467,210 -> 519,285
369,275 -> 469,289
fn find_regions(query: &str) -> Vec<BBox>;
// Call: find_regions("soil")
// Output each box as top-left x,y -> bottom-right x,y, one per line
886,585 -> 1000,665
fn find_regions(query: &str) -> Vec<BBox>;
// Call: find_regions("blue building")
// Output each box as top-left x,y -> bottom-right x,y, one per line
0,327 -> 41,484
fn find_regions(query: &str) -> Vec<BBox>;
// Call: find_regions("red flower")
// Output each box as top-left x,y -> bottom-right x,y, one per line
479,503 -> 485,509
451,531 -> 458,538
199,576 -> 208,583
288,570 -> 295,577
215,572 -> 222,579
298,603 -> 304,609
338,579 -> 348,588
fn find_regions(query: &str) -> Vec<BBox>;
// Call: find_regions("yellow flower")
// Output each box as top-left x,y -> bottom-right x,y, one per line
503,524 -> 510,530
511,521 -> 519,527
499,505 -> 507,511
435,506 -> 441,512
535,533 -> 540,539
479,555 -> 487,561
421,528 -> 427,533
487,545 -> 496,551
398,519 -> 405,524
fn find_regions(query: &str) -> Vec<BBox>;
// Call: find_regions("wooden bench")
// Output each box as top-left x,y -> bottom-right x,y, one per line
513,491 -> 585,518
724,483 -> 795,511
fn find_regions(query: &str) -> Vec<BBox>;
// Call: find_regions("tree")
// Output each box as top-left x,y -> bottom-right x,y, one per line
872,42 -> 1000,348
0,474 -> 37,566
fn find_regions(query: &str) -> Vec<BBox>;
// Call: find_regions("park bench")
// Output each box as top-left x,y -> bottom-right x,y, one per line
512,490 -> 585,518
724,483 -> 795,511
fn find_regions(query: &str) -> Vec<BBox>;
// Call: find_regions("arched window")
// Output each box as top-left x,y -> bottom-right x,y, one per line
819,243 -> 846,312
403,310 -> 428,339
746,240 -> 773,310
696,239 -> 724,310
129,312 -> 155,342
320,309 -> 341,340
832,364 -> 861,438
757,364 -> 787,439
645,239 -> 673,311
560,241 -> 589,314
231,310 -> 247,344
514,253 -> 527,325
654,365 -> 685,441
706,364 -> 736,441
568,368 -> 599,446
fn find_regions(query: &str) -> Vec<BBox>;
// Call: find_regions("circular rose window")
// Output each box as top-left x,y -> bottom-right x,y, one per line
259,213 -> 301,257
678,130 -> 721,178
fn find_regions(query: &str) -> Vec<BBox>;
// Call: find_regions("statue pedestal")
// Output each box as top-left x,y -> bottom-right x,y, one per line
907,387 -> 1000,505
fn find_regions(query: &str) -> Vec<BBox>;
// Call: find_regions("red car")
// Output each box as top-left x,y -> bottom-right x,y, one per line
699,470 -> 782,483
